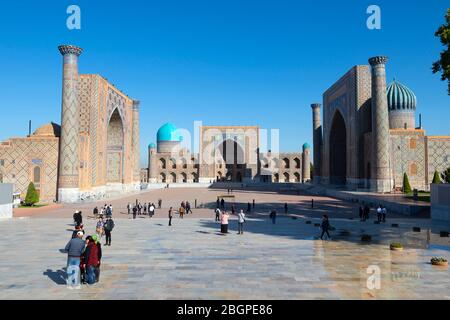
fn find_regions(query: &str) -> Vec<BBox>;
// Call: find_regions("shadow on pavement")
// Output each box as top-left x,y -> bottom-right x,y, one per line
43,269 -> 66,285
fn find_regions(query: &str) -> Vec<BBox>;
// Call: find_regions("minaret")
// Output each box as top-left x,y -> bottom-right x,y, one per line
132,100 -> 141,185
57,45 -> 82,203
311,103 -> 322,184
302,143 -> 311,183
369,56 -> 392,193
148,143 -> 157,183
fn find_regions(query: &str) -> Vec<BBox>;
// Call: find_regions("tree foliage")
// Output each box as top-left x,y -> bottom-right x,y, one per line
432,9 -> 450,95
24,182 -> 39,206
403,173 -> 412,194
432,170 -> 443,184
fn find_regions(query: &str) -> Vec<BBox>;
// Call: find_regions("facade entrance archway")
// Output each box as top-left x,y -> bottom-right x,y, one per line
329,111 -> 347,185
106,108 -> 124,183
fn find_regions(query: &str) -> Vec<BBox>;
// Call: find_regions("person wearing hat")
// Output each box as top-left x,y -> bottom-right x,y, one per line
64,231 -> 86,270
83,234 -> 101,284
91,234 -> 102,283
73,210 -> 83,228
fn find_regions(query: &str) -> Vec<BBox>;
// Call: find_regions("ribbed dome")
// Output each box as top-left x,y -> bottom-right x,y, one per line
148,143 -> 156,149
33,122 -> 61,137
302,143 -> 310,150
157,123 -> 181,142
387,80 -> 417,111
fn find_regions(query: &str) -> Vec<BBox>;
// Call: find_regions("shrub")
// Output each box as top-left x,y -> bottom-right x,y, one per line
403,173 -> 412,194
390,242 -> 403,248
432,171 -> 442,184
441,167 -> 450,183
431,257 -> 448,263
24,182 -> 39,206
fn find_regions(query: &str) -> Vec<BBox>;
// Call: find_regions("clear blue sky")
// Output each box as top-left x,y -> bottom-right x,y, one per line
0,0 -> 448,166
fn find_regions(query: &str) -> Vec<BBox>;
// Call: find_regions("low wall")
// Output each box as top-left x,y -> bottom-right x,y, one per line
431,184 -> 450,221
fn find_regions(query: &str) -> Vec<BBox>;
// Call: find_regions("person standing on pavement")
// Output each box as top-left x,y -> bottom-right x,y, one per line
215,207 -> 221,222
132,205 -> 137,219
220,210 -> 230,234
91,234 -> 102,283
186,201 -> 192,214
65,231 -> 85,269
269,209 -> 277,224
127,203 -> 131,215
320,215 -> 331,240
149,203 -> 155,218
168,207 -> 173,226
179,205 -> 185,219
284,203 -> 288,214
104,216 -> 114,246
237,209 -> 246,235
83,236 -> 100,285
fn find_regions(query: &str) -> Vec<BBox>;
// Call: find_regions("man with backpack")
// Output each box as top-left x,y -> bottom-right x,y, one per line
104,216 -> 115,246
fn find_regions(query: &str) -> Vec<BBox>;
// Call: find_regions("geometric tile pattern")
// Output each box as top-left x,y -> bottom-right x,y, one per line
427,137 -> 450,183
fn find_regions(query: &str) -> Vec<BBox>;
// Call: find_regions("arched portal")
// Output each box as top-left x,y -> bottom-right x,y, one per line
294,172 -> 301,182
169,172 -> 177,183
329,111 -> 347,185
218,138 -> 245,182
294,158 -> 300,169
191,172 -> 198,183
160,172 -> 166,183
106,108 -> 124,183
283,172 -> 290,183
273,173 -> 279,183
181,172 -> 187,183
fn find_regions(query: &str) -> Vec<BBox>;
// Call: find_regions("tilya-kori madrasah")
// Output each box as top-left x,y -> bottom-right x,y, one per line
0,45 -> 141,203
311,56 -> 450,192
1,49 -> 450,204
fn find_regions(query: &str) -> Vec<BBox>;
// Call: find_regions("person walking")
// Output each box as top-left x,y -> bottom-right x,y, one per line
216,198 -> 220,209
158,198 -> 162,209
143,203 -> 147,215
320,215 -> 331,240
215,207 -> 221,222
132,205 -> 137,219
186,201 -> 192,214
220,210 -> 229,234
382,206 -> 387,223
376,205 -> 382,223
220,198 -> 225,210
247,202 -> 251,213
95,217 -> 105,240
237,209 -> 246,235
127,203 -> 131,215
284,203 -> 288,214
104,216 -> 114,246
179,205 -> 185,219
168,207 -> 173,226
269,209 -> 277,224
252,199 -> 255,211
359,206 -> 364,221
73,210 -> 82,227
149,203 -> 155,218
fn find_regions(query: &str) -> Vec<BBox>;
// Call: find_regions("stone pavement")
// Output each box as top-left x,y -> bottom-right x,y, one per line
0,213 -> 449,300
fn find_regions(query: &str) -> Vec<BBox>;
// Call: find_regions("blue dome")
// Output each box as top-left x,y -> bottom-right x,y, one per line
302,143 -> 310,150
387,80 -> 417,111
157,123 -> 181,142
148,142 -> 156,149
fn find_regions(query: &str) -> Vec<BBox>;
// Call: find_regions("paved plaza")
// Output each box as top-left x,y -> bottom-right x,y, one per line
2,187 -> 450,300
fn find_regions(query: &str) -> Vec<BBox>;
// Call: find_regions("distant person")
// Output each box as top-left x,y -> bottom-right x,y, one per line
186,201 -> 192,214
96,217 -> 105,239
382,206 -> 387,223
104,216 -> 114,246
252,199 -> 255,211
320,215 -> 331,240
73,210 -> 82,227
83,235 -> 100,285
64,231 -> 85,271
158,199 -> 162,209
231,204 -> 236,215
216,198 -> 220,209
220,210 -> 229,234
237,209 -> 246,235
91,234 -> 102,283
376,205 -> 382,223
143,203 -> 147,215
359,206 -> 364,221
284,203 -> 288,214
247,202 -> 251,213
127,203 -> 131,215
71,224 -> 84,239
168,207 -> 173,226
132,206 -> 137,219
221,198 -> 225,210
149,203 -> 156,217
179,205 -> 185,219
364,205 -> 370,221
93,207 -> 99,218
215,207 -> 221,222
269,209 -> 277,224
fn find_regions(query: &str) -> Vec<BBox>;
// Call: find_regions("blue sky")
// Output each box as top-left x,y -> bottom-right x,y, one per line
0,0 -> 448,166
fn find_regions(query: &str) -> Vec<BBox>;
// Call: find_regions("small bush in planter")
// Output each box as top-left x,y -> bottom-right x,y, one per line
431,257 -> 448,266
390,242 -> 404,251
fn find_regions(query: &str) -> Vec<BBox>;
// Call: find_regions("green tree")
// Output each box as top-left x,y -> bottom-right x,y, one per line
441,167 -> 450,183
403,173 -> 412,194
432,170 -> 443,184
24,182 -> 39,206
432,9 -> 450,95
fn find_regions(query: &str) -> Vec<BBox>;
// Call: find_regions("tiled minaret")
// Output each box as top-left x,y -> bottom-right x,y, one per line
132,100 -> 141,184
369,56 -> 393,193
57,45 -> 82,203
311,103 -> 322,184
302,143 -> 311,183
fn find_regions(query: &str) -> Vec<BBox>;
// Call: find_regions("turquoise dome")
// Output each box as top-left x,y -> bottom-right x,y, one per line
157,123 -> 181,142
387,80 -> 417,111
148,142 -> 156,149
302,143 -> 310,150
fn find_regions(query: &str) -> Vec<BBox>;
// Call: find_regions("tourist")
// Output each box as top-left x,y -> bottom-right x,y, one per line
138,202 -> 142,215
221,198 -> 225,209
231,204 -> 236,215
382,206 -> 387,223
376,205 -> 382,222
64,231 -> 85,271
215,207 -> 221,222
96,217 -> 105,239
284,203 -> 288,214
79,236 -> 89,284
91,234 -> 102,282
179,205 -> 185,219
320,215 -> 331,240
132,206 -> 137,219
247,202 -> 251,213
71,224 -> 84,239
237,209 -> 246,235
127,203 -> 131,215
104,216 -> 114,246
93,207 -> 99,218
269,209 -> 277,224
216,198 -> 220,209
359,206 -> 364,221
143,203 -> 147,215
220,210 -> 230,234
168,207 -> 173,226
73,210 -> 82,227
149,203 -> 155,217
158,198 -> 162,209
83,235 -> 100,285
186,201 -> 192,214
109,204 -> 113,216
252,199 -> 255,211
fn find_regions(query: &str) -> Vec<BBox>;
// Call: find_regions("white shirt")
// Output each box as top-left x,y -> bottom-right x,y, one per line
238,212 -> 246,223
149,205 -> 155,212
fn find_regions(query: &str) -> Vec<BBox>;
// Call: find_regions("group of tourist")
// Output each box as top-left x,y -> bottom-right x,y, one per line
93,204 -> 114,218
177,201 -> 193,218
128,201 -> 159,219
358,204 -> 388,222
95,215 -> 115,246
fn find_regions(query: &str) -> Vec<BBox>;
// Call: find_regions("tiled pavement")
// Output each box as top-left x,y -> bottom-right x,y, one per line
0,214 -> 449,300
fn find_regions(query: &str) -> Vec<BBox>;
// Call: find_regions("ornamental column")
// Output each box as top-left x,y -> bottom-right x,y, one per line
302,143 -> 311,183
369,56 -> 393,193
311,103 -> 322,184
57,45 -> 82,203
132,100 -> 141,185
